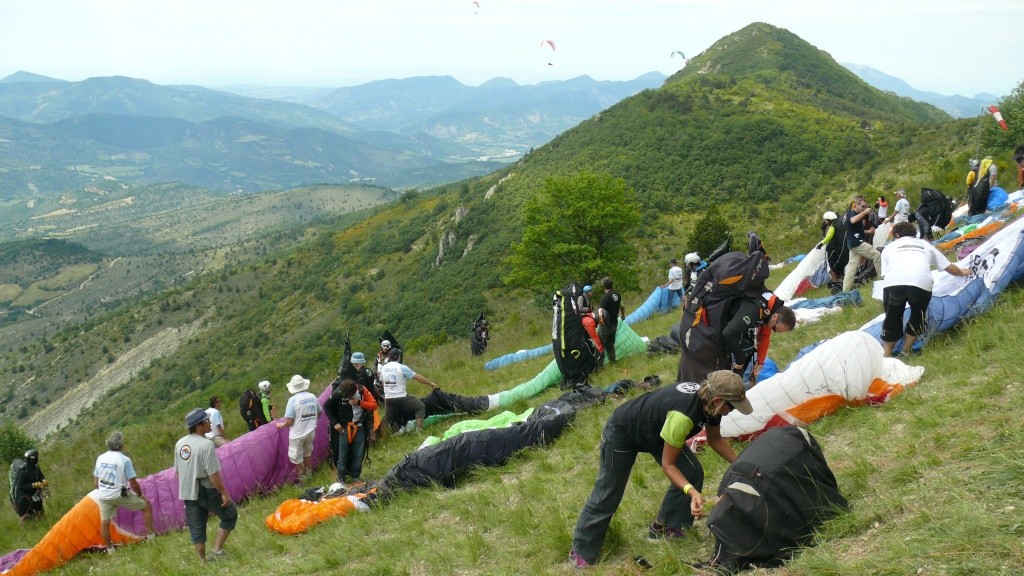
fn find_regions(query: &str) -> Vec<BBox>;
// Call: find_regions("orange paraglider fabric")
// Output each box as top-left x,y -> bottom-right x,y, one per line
265,496 -> 358,535
8,492 -> 141,576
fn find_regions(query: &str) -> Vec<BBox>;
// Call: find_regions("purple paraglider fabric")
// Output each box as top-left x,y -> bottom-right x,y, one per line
112,385 -> 332,535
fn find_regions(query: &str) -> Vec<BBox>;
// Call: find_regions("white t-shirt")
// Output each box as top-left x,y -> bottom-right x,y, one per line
379,362 -> 417,399
880,236 -> 952,291
93,450 -> 137,500
284,391 -> 320,438
893,198 -> 911,224
667,265 -> 683,290
204,407 -> 225,439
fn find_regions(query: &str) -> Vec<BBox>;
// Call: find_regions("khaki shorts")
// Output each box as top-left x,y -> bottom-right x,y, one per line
287,432 -> 315,464
98,491 -> 148,520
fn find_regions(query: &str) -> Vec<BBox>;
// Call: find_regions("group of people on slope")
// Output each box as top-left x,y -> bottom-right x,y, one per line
575,277 -> 628,365
820,187 -> 978,356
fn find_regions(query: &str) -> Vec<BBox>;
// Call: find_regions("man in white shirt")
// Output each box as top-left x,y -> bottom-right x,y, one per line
204,396 -> 229,447
93,431 -> 153,551
662,258 -> 684,307
276,374 -> 321,480
886,189 -> 911,225
377,348 -> 439,433
879,222 -> 972,357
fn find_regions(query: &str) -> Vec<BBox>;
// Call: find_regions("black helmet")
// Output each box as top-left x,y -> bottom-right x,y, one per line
24,449 -> 39,463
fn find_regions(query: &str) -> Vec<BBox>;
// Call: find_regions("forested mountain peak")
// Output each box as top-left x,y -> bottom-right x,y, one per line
672,22 -> 949,124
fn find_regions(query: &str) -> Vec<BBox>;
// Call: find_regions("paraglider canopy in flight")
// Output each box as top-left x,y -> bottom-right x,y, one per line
541,39 -> 556,66
671,50 -> 686,60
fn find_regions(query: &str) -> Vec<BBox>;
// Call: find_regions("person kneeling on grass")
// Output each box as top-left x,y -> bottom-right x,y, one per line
568,371 -> 752,568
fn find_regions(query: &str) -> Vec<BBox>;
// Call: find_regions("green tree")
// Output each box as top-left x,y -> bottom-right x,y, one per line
503,172 -> 642,296
0,423 -> 34,465
688,206 -> 733,260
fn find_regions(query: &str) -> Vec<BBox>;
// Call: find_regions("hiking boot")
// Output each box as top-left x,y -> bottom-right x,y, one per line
567,550 -> 591,568
647,522 -> 687,541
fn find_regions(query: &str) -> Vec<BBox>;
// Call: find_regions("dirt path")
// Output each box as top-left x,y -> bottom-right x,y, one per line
23,313 -> 210,441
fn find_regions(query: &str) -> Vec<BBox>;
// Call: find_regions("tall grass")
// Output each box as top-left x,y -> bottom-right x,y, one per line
2,282 -> 1023,575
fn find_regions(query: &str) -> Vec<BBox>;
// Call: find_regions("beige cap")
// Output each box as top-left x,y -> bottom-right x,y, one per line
704,370 -> 753,415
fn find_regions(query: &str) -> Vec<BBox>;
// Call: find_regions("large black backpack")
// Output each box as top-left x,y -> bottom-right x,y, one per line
8,458 -> 26,505
551,281 -> 600,389
704,426 -> 849,572
677,251 -> 778,383
239,389 -> 268,430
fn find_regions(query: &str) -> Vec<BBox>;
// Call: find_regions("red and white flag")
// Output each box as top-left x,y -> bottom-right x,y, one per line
988,105 -> 1008,130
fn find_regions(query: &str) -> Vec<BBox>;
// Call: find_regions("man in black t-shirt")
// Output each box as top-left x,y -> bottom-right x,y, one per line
597,277 -> 626,364
568,371 -> 753,567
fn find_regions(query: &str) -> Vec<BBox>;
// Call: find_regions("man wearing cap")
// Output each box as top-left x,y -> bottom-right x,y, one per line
377,348 -> 439,433
375,340 -> 393,382
663,258 -> 684,307
885,189 -> 911,225
276,374 -> 321,481
569,371 -> 752,567
174,408 -> 237,563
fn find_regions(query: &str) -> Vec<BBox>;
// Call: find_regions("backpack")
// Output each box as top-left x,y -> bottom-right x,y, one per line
705,427 -> 848,571
678,251 -> 780,383
9,458 -> 26,504
685,251 -> 771,314
239,389 -> 268,429
551,281 -> 601,389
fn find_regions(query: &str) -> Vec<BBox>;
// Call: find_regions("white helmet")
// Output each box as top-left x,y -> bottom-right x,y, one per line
684,252 -> 701,265
823,211 -> 837,221
258,380 -> 271,393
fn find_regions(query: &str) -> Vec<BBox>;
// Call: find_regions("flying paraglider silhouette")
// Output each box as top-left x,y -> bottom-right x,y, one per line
473,1 -> 479,13
541,39 -> 556,66
671,50 -> 686,60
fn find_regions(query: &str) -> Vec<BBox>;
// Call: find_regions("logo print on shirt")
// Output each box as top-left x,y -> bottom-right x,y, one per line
179,445 -> 192,461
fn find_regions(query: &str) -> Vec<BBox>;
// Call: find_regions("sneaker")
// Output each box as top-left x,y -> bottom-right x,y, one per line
568,550 -> 591,568
647,522 -> 687,541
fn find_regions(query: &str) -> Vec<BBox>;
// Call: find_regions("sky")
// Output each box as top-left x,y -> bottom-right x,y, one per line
2,0 -> 1022,98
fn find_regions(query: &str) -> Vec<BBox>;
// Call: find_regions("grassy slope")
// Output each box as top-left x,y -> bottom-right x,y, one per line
1,268 -> 1022,575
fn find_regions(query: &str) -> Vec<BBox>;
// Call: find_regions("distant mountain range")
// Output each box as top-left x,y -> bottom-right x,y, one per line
840,64 -> 998,118
0,64 -> 1000,198
0,72 -> 666,196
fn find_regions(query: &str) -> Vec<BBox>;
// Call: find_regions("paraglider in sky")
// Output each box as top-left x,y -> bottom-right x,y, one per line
541,39 -> 556,65
671,50 -> 686,60
473,1 -> 479,13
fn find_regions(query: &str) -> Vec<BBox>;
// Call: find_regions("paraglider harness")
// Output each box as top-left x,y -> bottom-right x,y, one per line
967,158 -> 993,216
551,281 -> 601,390
683,250 -> 781,374
471,313 -> 489,356
912,187 -> 954,240
8,458 -> 49,510
239,388 -> 269,431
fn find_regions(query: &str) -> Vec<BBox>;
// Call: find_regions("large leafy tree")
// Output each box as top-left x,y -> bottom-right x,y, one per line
503,172 -> 641,296
687,206 -> 733,261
